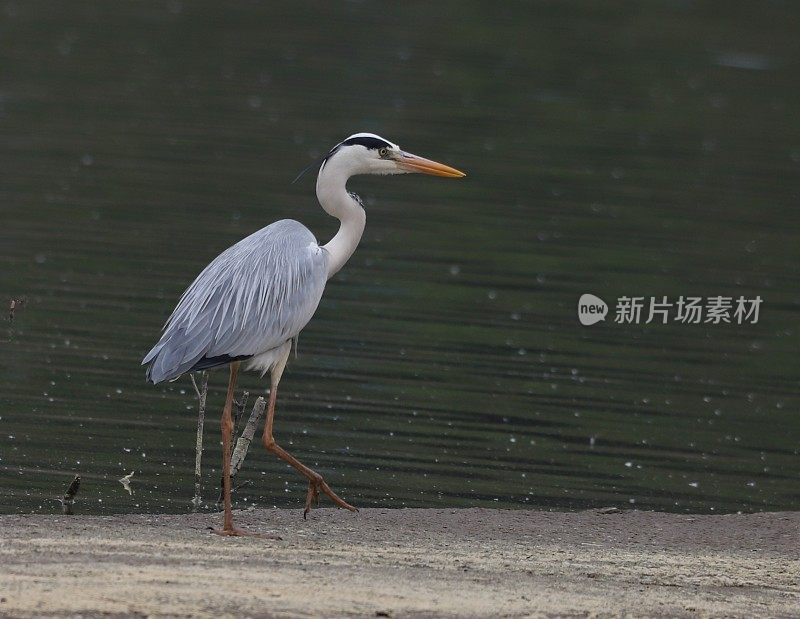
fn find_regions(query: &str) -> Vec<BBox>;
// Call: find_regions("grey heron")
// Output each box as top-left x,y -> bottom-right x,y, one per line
143,133 -> 465,535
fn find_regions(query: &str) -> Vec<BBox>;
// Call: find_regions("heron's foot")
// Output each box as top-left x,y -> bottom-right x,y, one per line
303,475 -> 358,519
211,526 -> 282,539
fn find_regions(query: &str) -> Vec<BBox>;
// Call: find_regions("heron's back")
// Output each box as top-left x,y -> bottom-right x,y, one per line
143,219 -> 328,383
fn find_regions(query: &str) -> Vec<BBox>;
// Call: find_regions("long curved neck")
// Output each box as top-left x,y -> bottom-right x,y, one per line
317,160 -> 366,279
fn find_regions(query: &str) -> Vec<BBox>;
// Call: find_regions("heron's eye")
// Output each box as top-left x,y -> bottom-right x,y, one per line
378,147 -> 389,158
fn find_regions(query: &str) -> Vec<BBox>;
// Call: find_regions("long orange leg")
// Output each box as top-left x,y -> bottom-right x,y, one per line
262,380 -> 357,519
212,362 -> 279,537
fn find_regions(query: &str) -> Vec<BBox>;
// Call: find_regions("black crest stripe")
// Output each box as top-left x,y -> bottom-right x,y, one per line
295,135 -> 392,182
341,136 -> 392,150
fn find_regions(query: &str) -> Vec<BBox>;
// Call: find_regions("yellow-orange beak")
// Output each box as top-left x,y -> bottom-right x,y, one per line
396,151 -> 466,178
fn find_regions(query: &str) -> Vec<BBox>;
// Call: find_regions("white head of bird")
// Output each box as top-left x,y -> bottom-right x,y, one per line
315,132 -> 466,179
311,132 -> 466,274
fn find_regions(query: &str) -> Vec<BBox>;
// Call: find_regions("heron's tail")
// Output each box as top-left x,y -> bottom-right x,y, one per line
141,326 -> 208,384
142,333 -> 250,384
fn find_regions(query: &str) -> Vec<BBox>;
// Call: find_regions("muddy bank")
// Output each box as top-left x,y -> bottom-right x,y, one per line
0,508 -> 797,617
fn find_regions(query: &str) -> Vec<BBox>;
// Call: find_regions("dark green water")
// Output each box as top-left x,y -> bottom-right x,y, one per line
1,2 -> 798,516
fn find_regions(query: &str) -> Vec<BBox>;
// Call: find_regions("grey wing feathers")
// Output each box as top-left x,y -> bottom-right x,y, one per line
143,219 -> 328,383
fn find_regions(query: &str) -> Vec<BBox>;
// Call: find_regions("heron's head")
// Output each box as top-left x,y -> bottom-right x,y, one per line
317,133 -> 466,179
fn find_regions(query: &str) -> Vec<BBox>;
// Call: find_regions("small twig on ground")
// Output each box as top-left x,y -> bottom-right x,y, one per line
231,396 -> 265,477
61,475 -> 81,515
234,480 -> 252,492
190,371 -> 209,509
232,390 -> 249,439
8,297 -> 27,323
119,471 -> 135,496
5,296 -> 27,342
217,396 -> 266,506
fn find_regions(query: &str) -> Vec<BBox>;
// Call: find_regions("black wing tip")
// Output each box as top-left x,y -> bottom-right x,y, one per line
142,350 -> 251,385
189,354 -> 252,372
144,365 -> 159,385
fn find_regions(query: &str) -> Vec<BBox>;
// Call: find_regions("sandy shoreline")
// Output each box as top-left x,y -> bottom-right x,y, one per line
0,508 -> 797,617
